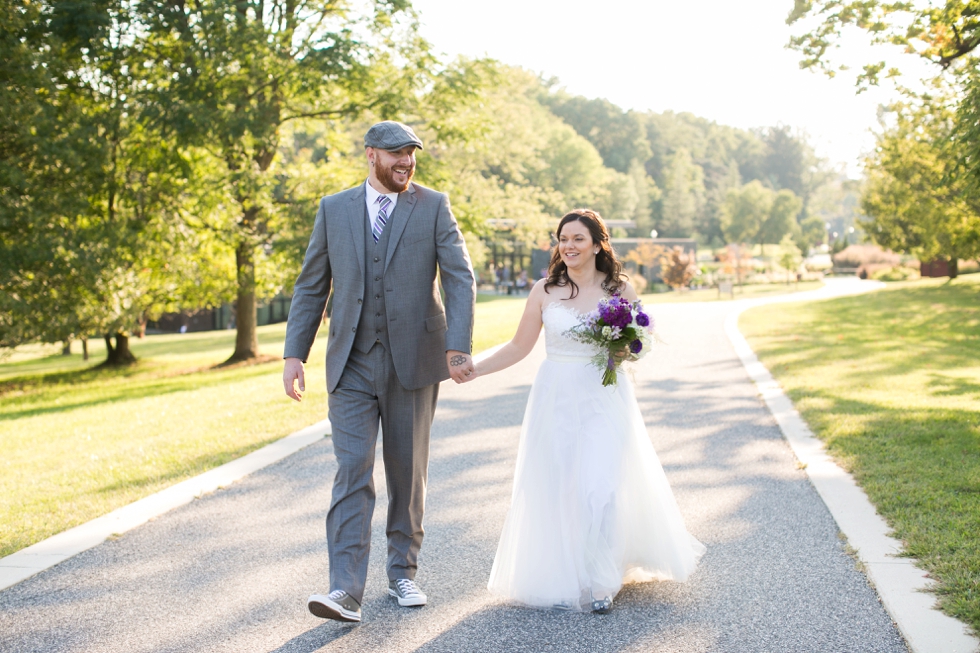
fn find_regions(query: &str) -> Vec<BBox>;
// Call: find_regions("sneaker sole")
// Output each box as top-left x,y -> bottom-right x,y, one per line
308,596 -> 361,622
388,588 -> 426,607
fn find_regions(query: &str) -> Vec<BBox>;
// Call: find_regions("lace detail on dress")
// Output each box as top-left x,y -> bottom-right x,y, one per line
543,302 -> 599,359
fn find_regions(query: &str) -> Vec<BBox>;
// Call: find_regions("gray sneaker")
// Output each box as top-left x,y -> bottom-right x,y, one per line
308,590 -> 361,622
388,578 -> 427,607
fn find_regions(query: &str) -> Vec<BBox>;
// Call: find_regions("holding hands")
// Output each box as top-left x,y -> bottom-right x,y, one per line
447,350 -> 477,383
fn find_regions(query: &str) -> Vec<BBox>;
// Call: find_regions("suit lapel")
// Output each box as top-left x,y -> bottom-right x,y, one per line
385,183 -> 417,268
347,185 -> 367,276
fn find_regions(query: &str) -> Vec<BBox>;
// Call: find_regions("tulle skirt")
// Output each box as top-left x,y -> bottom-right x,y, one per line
487,357 -> 705,611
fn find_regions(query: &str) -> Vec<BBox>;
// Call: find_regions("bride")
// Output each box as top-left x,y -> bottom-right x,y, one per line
465,208 -> 705,613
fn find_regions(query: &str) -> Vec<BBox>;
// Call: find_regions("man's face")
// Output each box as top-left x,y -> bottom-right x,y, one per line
369,145 -> 416,193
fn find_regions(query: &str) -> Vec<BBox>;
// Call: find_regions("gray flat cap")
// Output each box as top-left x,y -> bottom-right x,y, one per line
364,121 -> 423,151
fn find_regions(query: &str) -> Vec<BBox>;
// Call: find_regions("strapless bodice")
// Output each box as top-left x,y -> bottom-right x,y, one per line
542,302 -> 599,360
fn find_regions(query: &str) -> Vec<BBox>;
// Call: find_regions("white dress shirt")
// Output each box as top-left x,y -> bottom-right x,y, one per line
364,179 -> 398,231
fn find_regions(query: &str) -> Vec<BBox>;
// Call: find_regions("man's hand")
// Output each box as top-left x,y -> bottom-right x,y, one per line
283,357 -> 306,401
446,350 -> 475,383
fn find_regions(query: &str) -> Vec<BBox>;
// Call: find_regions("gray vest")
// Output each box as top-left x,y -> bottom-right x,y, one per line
353,203 -> 392,353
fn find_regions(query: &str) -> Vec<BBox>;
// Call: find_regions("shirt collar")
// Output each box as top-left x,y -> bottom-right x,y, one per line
365,179 -> 398,205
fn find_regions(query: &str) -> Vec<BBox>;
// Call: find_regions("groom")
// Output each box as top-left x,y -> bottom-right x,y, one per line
282,121 -> 476,623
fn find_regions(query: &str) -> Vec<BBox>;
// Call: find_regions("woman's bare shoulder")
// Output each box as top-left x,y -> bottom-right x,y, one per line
618,280 -> 640,302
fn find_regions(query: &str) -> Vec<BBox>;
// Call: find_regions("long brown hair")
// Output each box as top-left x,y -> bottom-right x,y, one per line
544,208 -> 626,299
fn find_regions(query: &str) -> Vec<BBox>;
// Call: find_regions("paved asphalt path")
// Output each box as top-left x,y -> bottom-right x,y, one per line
0,280 -> 908,653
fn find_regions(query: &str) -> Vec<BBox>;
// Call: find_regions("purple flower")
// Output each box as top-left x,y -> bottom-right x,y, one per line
599,295 -> 632,329
635,312 -> 650,328
630,339 -> 643,354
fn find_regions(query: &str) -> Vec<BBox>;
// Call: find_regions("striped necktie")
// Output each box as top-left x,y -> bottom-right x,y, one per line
373,195 -> 391,243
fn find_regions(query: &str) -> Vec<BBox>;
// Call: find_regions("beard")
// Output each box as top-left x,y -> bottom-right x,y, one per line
375,158 -> 415,193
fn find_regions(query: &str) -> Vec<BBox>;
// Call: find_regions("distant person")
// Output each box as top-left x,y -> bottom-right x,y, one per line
282,121 -> 476,623
461,209 -> 703,613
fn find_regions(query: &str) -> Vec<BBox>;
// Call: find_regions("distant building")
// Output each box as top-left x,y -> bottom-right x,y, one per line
147,293 -> 292,334
920,259 -> 950,278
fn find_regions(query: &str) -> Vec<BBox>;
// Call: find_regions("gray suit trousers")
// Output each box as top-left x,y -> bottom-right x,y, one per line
326,343 -> 438,603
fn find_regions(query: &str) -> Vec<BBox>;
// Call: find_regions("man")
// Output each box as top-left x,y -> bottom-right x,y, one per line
282,121 -> 476,623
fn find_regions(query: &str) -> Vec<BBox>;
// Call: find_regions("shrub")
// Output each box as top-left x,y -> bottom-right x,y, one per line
660,247 -> 699,290
628,273 -> 648,294
871,266 -> 920,281
833,244 -> 900,269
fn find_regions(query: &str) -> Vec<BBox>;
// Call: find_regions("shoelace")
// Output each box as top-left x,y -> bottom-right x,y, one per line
394,579 -> 422,597
328,589 -> 347,601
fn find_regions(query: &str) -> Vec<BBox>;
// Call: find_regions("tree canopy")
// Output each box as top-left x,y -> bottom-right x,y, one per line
3,1 -> 856,360
788,0 -> 980,273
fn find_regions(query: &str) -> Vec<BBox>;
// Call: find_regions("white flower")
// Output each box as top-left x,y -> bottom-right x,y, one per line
601,325 -> 613,339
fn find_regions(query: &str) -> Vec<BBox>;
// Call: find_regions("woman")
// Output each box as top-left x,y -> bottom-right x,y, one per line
466,209 -> 704,613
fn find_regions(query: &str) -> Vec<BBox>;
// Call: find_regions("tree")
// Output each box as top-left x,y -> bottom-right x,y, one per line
861,99 -> 980,277
624,241 -> 666,281
718,243 -> 754,287
416,65 -> 634,249
136,0 -> 433,363
787,0 -> 980,212
659,148 -> 705,237
758,125 -> 807,197
778,234 -> 803,283
659,246 -> 698,290
0,0 -> 226,364
720,180 -> 772,244
799,214 -> 828,252
759,189 -> 803,244
541,94 -> 652,173
788,1 -> 980,89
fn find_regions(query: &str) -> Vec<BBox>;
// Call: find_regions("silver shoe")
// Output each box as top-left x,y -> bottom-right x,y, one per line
388,578 -> 427,607
591,597 -> 613,614
308,589 -> 361,622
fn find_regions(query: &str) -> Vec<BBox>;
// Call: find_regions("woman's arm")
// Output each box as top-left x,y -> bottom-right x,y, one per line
470,280 -> 548,379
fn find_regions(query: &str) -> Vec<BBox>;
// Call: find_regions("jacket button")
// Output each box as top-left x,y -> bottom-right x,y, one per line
375,276 -> 380,281
351,327 -> 356,333
374,256 -> 379,262
357,298 -> 362,304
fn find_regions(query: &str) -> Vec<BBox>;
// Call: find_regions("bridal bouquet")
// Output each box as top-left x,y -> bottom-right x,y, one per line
567,295 -> 655,386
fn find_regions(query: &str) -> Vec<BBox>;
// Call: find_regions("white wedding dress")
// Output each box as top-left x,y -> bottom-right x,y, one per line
487,302 -> 706,611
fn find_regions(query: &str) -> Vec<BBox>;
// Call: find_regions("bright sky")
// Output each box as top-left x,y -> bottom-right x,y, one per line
410,0 -> 936,178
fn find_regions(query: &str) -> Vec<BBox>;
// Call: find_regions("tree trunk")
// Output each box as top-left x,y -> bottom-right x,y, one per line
82,337 -> 89,361
103,332 -> 136,366
227,241 -> 260,362
949,257 -> 959,279
62,340 -> 71,355
137,314 -> 147,338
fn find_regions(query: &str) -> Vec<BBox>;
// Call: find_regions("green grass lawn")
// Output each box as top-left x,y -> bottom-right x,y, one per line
740,275 -> 980,632
0,297 -> 526,558
639,279 -> 824,304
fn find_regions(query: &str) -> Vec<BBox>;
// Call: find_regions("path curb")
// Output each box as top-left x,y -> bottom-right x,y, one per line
726,297 -> 979,653
0,419 -> 331,592
0,346 -> 509,594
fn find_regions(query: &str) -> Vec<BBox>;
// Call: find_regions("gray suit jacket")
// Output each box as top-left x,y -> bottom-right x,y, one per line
283,181 -> 476,392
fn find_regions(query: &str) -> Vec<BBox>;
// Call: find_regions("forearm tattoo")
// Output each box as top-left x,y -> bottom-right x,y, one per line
450,354 -> 467,367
